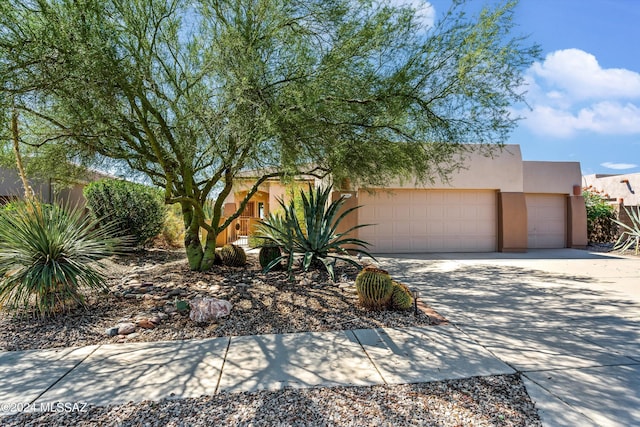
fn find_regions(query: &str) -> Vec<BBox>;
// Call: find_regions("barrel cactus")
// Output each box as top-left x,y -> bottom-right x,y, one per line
390,281 -> 414,310
219,244 -> 246,267
355,266 -> 393,310
259,245 -> 282,270
214,251 -> 223,265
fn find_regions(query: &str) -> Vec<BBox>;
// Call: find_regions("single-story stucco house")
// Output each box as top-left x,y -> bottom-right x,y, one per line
224,144 -> 588,253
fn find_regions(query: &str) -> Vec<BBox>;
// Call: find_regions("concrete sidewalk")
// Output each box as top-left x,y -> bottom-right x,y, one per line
1,249 -> 639,426
0,325 -> 514,415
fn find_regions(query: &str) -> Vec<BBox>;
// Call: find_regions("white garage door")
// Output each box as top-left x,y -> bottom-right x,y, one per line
359,190 -> 497,253
526,194 -> 567,248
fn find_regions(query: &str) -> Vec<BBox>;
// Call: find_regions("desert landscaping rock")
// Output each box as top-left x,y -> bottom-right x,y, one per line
136,319 -> 156,329
0,250 -> 442,352
117,323 -> 136,335
105,327 -> 119,337
189,297 -> 232,323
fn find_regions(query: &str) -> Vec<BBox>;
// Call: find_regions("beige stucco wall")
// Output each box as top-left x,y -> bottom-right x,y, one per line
360,145 -> 524,192
0,167 -> 54,202
228,147 -> 585,198
583,173 -> 640,206
568,195 -> 588,248
498,192 -> 528,252
55,183 -> 87,207
523,161 -> 582,194
223,178 -> 317,216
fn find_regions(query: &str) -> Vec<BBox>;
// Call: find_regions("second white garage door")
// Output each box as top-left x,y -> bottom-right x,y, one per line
358,190 -> 497,253
526,194 -> 567,248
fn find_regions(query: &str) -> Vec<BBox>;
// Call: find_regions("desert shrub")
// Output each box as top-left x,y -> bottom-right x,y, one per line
255,185 -> 373,281
583,189 -> 617,243
254,211 -> 297,278
159,203 -> 185,247
0,199 -> 122,317
84,179 -> 166,247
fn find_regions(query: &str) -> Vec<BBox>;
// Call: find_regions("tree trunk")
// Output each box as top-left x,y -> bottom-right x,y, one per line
11,108 -> 34,200
182,202 -> 204,270
184,229 -> 204,270
200,231 -> 218,271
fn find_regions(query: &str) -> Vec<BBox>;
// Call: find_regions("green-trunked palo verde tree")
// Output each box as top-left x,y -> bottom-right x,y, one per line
0,0 -> 539,271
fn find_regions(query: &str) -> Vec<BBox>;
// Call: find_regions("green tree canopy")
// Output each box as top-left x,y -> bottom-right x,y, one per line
0,0 -> 539,270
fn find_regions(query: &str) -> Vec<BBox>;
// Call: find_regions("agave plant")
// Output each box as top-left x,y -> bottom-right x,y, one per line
0,200 -> 123,318
253,210 -> 298,278
256,184 -> 374,280
613,206 -> 640,255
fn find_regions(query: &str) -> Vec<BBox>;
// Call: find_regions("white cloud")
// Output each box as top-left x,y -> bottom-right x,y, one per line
529,49 -> 640,101
520,49 -> 640,138
601,162 -> 638,170
523,102 -> 640,138
520,105 -> 577,138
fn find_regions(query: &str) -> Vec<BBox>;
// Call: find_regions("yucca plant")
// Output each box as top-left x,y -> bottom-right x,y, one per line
0,199 -> 123,318
613,206 -> 640,255
256,184 -> 374,281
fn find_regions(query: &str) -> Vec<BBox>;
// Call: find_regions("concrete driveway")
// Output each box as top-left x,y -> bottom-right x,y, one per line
378,249 -> 640,427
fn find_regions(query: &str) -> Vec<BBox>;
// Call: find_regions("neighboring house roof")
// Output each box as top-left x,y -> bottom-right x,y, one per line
583,173 -> 640,206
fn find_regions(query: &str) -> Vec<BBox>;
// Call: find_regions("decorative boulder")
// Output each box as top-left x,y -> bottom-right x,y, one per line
189,297 -> 232,323
105,326 -> 119,337
117,322 -> 136,335
136,319 -> 156,329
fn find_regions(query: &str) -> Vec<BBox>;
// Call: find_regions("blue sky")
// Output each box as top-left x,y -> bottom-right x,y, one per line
402,0 -> 640,176
511,0 -> 640,176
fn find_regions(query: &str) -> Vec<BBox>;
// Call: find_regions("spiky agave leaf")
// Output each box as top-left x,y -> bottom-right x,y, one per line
254,185 -> 375,281
614,206 -> 640,255
290,185 -> 375,280
0,199 -> 124,318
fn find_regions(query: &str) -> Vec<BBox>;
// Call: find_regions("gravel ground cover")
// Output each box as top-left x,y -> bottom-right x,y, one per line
3,374 -> 540,427
0,249 -> 443,352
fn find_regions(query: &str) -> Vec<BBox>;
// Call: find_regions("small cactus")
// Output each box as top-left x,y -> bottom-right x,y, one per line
259,245 -> 282,270
219,244 -> 246,267
355,266 -> 393,310
390,281 -> 413,310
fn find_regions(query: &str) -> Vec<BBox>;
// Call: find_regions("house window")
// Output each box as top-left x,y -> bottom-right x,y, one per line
258,202 -> 264,219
